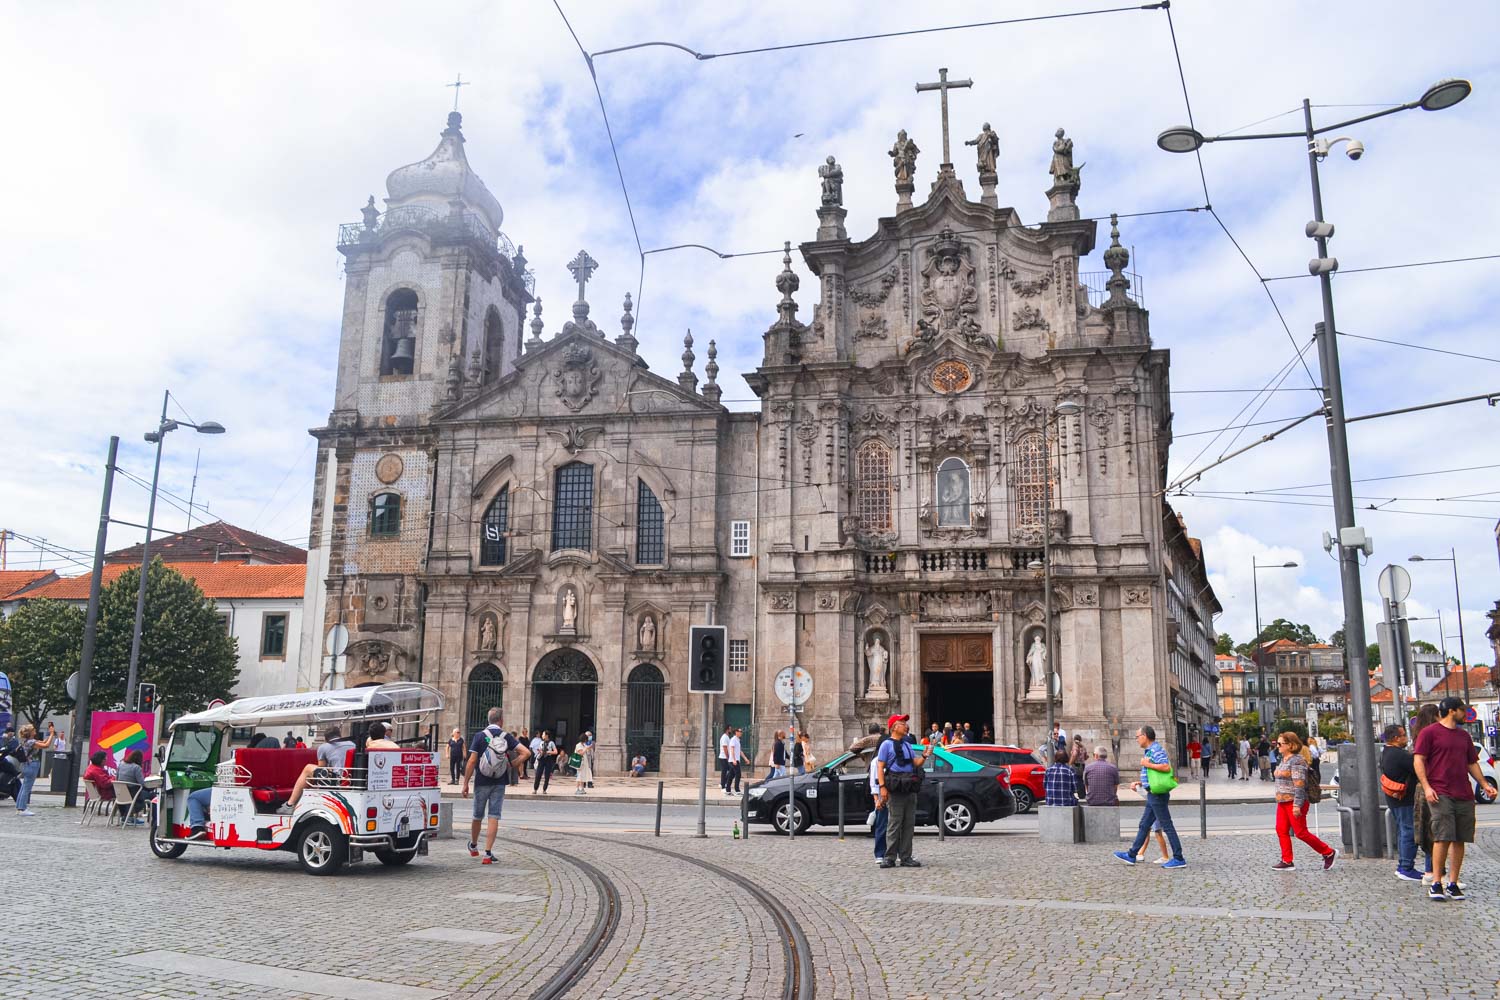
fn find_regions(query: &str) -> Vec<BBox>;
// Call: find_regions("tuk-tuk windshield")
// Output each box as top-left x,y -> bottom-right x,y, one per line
167,727 -> 217,766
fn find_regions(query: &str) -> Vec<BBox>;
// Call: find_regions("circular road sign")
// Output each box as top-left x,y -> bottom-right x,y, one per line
773,665 -> 813,707
1377,564 -> 1412,603
325,623 -> 350,657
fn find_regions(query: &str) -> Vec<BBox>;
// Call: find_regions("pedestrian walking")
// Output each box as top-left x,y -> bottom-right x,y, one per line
798,732 -> 815,771
1410,704 -> 1442,884
10,724 -> 45,816
1269,731 -> 1337,871
1112,725 -> 1186,869
1044,751 -> 1080,806
517,727 -> 531,779
1186,737 -> 1202,779
717,724 -> 733,794
1083,746 -> 1119,806
768,729 -> 787,778
791,732 -> 807,775
1224,740 -> 1237,779
1414,697 -> 1494,901
447,728 -> 466,785
461,707 -> 529,865
1258,736 -> 1274,782
1068,735 -> 1088,787
875,714 -> 924,868
573,733 -> 595,796
532,730 -> 558,793
1381,723 -> 1421,881
1238,737 -> 1251,780
726,728 -> 748,795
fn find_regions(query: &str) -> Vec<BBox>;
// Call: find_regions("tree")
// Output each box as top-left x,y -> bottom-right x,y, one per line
1329,628 -> 1345,648
1411,640 -> 1439,655
1366,642 -> 1381,671
92,558 -> 239,719
1235,618 -> 1320,656
1215,633 -> 1235,655
0,599 -> 83,727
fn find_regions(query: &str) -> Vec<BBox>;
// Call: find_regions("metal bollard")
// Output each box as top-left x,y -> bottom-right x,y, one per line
740,789 -> 750,840
937,781 -> 945,842
787,769 -> 797,839
655,780 -> 664,838
1199,774 -> 1207,840
837,779 -> 845,840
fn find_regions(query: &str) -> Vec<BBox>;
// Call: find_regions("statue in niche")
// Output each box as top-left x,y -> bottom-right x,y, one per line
965,122 -> 999,175
1026,631 -> 1048,691
479,615 -> 497,650
818,155 -> 843,207
936,458 -> 970,526
639,616 -> 656,651
864,633 -> 890,696
561,590 -> 578,632
888,130 -> 920,185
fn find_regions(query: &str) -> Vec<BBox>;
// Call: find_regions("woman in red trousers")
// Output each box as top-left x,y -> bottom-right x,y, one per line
1270,730 -> 1337,871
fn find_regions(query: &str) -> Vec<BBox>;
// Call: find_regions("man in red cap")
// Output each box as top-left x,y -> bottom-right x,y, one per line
874,713 -> 926,868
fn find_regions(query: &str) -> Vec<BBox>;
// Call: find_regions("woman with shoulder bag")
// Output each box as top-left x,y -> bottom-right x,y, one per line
12,724 -> 45,816
1269,731 -> 1337,871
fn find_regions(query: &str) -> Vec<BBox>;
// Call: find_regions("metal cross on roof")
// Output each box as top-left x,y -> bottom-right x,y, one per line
915,67 -> 973,165
567,250 -> 599,303
447,74 -> 469,111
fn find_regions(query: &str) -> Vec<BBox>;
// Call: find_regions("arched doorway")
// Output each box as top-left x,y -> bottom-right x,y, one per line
625,663 -> 666,770
466,663 -> 504,737
531,650 -> 597,747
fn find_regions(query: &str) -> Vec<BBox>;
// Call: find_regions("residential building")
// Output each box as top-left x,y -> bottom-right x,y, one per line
1215,653 -> 1252,720
1163,511 -> 1221,746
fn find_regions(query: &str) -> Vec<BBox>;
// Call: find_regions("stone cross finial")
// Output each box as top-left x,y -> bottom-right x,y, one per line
567,250 -> 598,303
447,74 -> 470,112
915,67 -> 973,165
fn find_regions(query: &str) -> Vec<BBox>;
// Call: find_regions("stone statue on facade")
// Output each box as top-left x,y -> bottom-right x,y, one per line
864,633 -> 890,696
965,122 -> 999,175
479,615 -> 497,650
889,130 -> 920,185
818,155 -> 844,207
639,616 -> 656,651
561,590 -> 578,632
1049,128 -> 1082,189
1026,632 -> 1048,691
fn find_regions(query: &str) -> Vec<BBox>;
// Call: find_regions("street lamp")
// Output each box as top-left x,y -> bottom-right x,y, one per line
1409,550 -> 1470,707
1251,559 -> 1298,724
1026,399 -> 1081,744
126,391 -> 226,711
1157,77 -> 1469,860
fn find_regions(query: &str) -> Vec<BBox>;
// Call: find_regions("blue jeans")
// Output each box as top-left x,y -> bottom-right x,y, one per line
15,760 -> 41,811
872,804 -> 888,859
187,787 -> 214,827
1128,792 -> 1184,861
1390,801 -> 1415,870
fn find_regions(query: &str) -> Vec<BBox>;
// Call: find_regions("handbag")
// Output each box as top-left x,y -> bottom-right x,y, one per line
1146,764 -> 1178,794
881,738 -> 924,795
1379,774 -> 1408,799
568,752 -> 583,771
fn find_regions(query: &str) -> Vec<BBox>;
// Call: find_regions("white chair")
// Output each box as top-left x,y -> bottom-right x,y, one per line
79,784 -> 109,827
109,780 -> 144,827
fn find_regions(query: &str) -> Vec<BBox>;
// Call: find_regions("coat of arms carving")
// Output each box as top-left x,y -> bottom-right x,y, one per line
552,345 -> 601,411
915,229 -> 990,351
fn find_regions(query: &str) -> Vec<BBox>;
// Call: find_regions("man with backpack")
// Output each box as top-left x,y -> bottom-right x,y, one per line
461,707 -> 531,865
874,713 -> 926,869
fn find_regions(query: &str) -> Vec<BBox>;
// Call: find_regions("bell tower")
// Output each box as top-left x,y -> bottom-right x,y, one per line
329,111 -> 531,429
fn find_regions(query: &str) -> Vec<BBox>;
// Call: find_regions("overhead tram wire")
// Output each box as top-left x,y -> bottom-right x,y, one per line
1261,252 -> 1500,282
1335,331 -> 1500,366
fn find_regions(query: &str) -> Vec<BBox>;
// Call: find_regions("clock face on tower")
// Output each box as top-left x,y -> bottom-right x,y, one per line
774,665 -> 814,706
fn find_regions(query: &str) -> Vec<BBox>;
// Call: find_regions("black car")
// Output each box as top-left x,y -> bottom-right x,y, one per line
745,743 -> 1016,835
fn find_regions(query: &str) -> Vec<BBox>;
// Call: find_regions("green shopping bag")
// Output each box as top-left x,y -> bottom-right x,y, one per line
1146,764 -> 1179,794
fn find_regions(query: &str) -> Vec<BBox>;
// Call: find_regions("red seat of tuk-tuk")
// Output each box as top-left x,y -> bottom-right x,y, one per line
231,747 -> 317,808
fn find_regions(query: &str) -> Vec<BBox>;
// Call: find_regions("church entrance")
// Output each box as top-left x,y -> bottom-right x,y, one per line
919,633 -> 994,739
531,649 -> 597,747
624,663 -> 666,770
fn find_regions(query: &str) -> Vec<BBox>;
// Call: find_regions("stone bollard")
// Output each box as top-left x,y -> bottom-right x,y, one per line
1037,804 -> 1083,844
433,799 -> 455,840
1080,805 -> 1122,844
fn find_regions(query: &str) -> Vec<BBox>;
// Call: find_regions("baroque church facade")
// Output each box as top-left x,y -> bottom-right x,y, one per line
298,105 -> 1220,772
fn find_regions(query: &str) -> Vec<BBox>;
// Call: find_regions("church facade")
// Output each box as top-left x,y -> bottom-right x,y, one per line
298,105 -> 1220,772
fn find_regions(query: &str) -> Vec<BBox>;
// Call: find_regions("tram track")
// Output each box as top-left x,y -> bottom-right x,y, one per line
539,830 -> 816,1000
505,838 -> 621,1000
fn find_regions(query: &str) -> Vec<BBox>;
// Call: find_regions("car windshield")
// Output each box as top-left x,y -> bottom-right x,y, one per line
167,727 -> 217,765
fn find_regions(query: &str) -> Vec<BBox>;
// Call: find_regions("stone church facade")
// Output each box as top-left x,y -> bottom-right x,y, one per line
299,107 -> 1219,772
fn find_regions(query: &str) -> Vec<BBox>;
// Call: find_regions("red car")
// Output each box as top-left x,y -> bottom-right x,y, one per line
946,744 -> 1048,813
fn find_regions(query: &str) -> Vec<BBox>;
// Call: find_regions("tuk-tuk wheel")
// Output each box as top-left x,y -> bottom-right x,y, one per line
149,810 -> 186,860
374,848 -> 415,866
296,819 -> 347,875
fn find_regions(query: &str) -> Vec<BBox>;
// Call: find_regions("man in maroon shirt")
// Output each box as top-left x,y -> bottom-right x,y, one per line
1414,697 -> 1495,901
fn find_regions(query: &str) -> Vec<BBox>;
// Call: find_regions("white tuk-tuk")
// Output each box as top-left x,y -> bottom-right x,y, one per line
150,683 -> 444,875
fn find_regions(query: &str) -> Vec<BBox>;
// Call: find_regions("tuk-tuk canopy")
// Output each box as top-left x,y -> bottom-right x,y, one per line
171,683 -> 444,730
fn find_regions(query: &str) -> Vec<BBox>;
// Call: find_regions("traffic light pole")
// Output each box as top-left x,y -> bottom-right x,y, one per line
695,605 -> 715,839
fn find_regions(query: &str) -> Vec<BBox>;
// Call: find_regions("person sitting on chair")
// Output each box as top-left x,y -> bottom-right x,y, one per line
285,726 -> 360,811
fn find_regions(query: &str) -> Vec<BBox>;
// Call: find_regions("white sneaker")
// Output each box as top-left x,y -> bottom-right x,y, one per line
18,809 -> 36,817
1422,873 -> 1434,885
1153,857 -> 1170,865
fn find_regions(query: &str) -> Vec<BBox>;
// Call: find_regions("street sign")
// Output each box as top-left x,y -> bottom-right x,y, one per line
1466,707 -> 1479,724
1377,564 -> 1411,603
325,623 -> 350,657
66,670 -> 80,701
773,665 -> 813,707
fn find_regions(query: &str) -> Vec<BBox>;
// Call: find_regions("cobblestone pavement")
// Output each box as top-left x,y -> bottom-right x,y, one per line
5,800 -> 1498,1000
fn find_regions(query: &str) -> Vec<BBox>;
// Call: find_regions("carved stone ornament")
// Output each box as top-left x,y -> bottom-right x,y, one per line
919,590 -> 992,622
347,640 -> 400,679
1009,272 -> 1052,297
817,592 -> 838,611
856,312 -> 889,340
929,359 -> 974,394
375,453 -> 405,485
1012,304 -> 1048,331
915,229 -> 989,351
768,592 -> 795,612
848,269 -> 899,308
864,603 -> 891,626
545,423 -> 604,456
1123,586 -> 1152,607
552,344 -> 602,411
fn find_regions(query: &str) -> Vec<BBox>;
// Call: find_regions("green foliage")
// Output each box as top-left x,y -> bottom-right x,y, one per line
1329,628 -> 1345,648
1219,711 -> 1261,744
1270,718 -> 1308,743
91,558 -> 239,719
1411,640 -> 1439,655
0,598 -> 84,727
1234,618 -> 1320,656
1366,642 -> 1381,671
1215,633 -> 1235,655
1318,716 -> 1350,742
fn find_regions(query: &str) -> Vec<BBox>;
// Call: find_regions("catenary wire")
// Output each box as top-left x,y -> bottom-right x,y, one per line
1260,252 -> 1500,283
1335,330 -> 1500,366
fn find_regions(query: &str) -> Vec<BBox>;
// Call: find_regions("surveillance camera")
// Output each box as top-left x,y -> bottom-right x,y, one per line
1345,140 -> 1364,161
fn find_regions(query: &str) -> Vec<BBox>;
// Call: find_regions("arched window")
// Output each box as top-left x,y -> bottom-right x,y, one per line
551,462 -> 594,551
483,307 -> 504,383
936,457 -> 970,526
480,487 -> 508,566
380,289 -> 419,376
855,440 -> 894,533
1013,433 -> 1052,528
636,480 -> 664,564
370,492 -> 402,537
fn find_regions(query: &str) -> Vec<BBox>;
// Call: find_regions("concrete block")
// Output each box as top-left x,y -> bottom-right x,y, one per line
1037,804 -> 1082,844
433,799 -> 455,840
1080,805 -> 1121,844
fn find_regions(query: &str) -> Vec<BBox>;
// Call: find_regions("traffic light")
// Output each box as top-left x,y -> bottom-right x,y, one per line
138,683 -> 157,715
689,625 -> 727,694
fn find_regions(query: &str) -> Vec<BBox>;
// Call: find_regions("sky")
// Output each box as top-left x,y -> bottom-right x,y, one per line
2,1 -> 1497,665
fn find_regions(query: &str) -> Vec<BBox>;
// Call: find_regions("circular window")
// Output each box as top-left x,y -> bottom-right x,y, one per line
930,359 -> 973,394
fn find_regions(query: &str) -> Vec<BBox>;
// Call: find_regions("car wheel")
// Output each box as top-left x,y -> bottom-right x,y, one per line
941,798 -> 976,836
149,809 -> 186,860
773,798 -> 810,834
1012,786 -> 1034,814
296,819 -> 348,875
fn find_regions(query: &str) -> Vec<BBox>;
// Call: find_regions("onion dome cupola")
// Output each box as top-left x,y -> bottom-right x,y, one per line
384,112 -> 504,236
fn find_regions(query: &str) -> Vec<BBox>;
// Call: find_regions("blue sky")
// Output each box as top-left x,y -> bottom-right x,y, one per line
2,1 -> 1497,661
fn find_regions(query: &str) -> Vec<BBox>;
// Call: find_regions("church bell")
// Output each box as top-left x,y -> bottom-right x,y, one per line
390,336 -> 415,365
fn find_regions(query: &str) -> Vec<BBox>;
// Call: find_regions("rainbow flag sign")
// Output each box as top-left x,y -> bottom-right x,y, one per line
89,711 -> 155,775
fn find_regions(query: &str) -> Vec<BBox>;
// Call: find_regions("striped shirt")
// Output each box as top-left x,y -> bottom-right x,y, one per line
1274,752 -> 1313,808
1140,741 -> 1169,787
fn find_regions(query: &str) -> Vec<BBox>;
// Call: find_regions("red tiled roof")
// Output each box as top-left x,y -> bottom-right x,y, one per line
104,521 -> 306,566
18,562 -> 304,602
1430,667 -> 1493,695
0,570 -> 58,600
